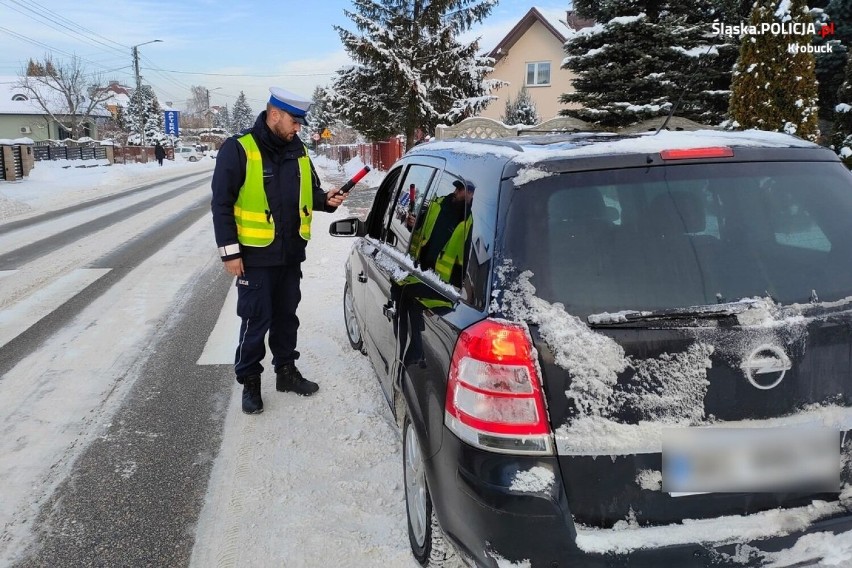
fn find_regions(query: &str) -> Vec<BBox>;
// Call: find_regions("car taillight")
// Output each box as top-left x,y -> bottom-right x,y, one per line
445,319 -> 554,455
660,146 -> 734,160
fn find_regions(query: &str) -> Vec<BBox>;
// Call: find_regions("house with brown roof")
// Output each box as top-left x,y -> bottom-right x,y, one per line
479,7 -> 593,122
103,81 -> 133,118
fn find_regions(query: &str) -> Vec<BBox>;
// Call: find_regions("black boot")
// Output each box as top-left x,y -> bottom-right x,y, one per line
276,363 -> 319,396
241,374 -> 264,414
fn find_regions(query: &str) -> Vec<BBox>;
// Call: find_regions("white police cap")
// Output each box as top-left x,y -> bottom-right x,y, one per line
268,87 -> 312,125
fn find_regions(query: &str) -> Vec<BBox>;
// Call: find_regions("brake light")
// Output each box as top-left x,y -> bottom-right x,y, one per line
445,319 -> 553,455
660,147 -> 734,160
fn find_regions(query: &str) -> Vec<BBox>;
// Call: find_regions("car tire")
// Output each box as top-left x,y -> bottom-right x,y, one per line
403,416 -> 460,567
189,156 -> 198,162
343,281 -> 364,352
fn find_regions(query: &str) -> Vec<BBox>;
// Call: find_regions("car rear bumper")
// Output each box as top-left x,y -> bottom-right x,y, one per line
429,427 -> 852,567
428,427 -> 575,566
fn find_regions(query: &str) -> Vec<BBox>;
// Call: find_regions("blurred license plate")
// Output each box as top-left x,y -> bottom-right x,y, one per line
662,428 -> 839,494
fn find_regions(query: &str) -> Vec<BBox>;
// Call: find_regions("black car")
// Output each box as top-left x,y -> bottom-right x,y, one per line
331,130 -> 852,567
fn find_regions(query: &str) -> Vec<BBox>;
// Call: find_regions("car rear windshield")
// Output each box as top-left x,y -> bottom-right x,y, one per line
503,161 -> 852,319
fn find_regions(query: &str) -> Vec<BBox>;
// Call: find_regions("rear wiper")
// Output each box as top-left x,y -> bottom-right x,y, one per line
587,299 -> 766,326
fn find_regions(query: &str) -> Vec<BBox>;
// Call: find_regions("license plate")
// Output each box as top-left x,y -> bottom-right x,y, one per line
662,428 -> 839,493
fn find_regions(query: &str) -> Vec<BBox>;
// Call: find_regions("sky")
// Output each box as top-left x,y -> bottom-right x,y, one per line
3,152 -> 852,566
0,0 -> 575,113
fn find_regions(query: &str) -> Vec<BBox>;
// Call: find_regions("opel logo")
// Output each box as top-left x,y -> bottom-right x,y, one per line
741,344 -> 791,390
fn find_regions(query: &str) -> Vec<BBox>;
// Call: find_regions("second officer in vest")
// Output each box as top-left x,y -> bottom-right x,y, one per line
211,87 -> 347,414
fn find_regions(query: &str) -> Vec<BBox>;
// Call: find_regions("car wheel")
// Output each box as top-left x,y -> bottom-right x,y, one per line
189,156 -> 198,162
343,282 -> 364,352
403,416 -> 459,567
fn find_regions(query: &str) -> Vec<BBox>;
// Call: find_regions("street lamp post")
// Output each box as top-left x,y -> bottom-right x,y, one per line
131,39 -> 163,146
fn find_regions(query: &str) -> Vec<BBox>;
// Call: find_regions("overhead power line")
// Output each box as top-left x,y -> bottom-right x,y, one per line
0,26 -> 104,67
148,68 -> 336,78
15,0 -> 128,51
0,0 -> 128,56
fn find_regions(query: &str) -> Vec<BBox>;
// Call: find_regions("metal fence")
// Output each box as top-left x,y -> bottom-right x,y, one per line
32,145 -> 107,161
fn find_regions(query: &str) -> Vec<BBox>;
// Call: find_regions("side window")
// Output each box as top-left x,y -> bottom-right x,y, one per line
368,167 -> 402,239
385,164 -> 437,254
411,171 -> 475,287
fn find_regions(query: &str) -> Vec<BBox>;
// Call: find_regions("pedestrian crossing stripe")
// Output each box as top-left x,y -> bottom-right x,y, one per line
197,281 -> 240,365
0,269 -> 111,350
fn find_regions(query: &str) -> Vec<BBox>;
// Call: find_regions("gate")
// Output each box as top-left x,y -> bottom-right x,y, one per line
1,145 -> 24,181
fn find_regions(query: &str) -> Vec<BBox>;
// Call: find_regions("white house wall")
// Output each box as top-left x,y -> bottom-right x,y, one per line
0,114 -> 53,141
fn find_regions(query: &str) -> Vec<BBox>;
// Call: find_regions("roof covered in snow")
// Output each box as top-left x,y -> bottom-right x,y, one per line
0,75 -> 110,117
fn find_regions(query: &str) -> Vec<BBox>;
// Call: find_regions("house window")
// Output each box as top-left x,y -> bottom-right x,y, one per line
526,61 -> 551,86
11,94 -> 28,101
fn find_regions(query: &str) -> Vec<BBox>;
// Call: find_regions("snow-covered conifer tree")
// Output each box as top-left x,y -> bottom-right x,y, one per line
563,1 -> 746,128
502,87 -> 539,126
329,0 -> 503,147
729,0 -> 819,141
832,54 -> 852,160
231,91 -> 254,133
214,104 -> 231,132
815,0 -> 852,123
306,86 -> 337,139
125,85 -> 163,145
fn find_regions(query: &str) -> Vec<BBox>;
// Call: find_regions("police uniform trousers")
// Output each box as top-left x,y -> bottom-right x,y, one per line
234,264 -> 302,379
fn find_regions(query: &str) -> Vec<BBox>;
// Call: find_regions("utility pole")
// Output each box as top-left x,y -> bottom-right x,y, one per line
206,87 -> 221,130
131,40 -> 162,147
132,46 -> 142,145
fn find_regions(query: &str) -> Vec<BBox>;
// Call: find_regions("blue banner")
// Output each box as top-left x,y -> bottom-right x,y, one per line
164,110 -> 180,136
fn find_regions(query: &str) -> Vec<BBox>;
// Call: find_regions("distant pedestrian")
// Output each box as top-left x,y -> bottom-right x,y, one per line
210,87 -> 348,415
154,141 -> 166,166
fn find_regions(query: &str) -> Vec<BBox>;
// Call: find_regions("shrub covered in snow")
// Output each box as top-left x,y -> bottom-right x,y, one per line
728,0 -> 820,142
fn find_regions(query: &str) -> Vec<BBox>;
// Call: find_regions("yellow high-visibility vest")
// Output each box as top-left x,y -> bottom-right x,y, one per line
411,196 -> 445,258
435,216 -> 472,283
234,133 -> 314,246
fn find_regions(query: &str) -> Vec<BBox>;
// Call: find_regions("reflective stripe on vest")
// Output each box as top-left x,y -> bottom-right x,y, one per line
234,134 -> 314,247
398,274 -> 453,309
435,216 -> 472,282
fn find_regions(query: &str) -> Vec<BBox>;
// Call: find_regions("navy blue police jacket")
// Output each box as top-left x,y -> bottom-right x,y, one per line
211,111 -> 335,267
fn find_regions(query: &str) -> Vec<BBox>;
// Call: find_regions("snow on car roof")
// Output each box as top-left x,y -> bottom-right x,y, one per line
424,129 -> 822,165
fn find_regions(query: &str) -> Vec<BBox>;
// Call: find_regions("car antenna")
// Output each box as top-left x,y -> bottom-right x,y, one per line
655,44 -> 717,135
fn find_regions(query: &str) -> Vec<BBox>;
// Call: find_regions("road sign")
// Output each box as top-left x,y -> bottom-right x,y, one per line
321,128 -> 332,139
311,133 -> 321,141
164,110 -> 180,136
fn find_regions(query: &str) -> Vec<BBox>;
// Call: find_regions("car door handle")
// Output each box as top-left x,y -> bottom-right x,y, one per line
383,301 -> 396,320
357,272 -> 367,283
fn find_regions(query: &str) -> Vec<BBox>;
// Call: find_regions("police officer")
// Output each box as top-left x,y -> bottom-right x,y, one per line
211,87 -> 347,415
413,180 -> 473,272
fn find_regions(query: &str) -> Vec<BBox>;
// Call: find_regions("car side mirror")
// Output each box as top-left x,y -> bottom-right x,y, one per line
329,217 -> 367,237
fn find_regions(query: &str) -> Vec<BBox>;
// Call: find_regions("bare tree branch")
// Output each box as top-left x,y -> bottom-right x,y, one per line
16,54 -> 112,139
